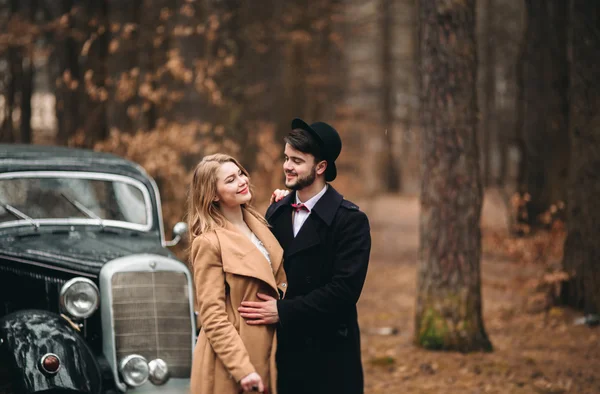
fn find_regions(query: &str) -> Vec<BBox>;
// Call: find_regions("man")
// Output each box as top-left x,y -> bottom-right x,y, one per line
238,118 -> 371,394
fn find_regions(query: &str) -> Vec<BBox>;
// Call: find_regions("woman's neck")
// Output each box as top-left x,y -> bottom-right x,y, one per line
220,204 -> 245,226
221,205 -> 253,239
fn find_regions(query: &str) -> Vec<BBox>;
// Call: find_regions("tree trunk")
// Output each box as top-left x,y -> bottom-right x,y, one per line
105,0 -> 141,134
133,0 -> 159,132
145,0 -> 171,128
82,0 -> 109,147
20,0 -> 37,144
518,0 -> 569,227
415,0 -> 492,352
514,15 -> 527,192
561,0 -> 600,315
480,0 -> 495,186
1,0 -> 20,143
494,0 -> 524,189
281,2 -> 309,141
215,0 -> 252,167
2,47 -> 18,143
396,0 -> 419,194
380,0 -> 401,192
21,57 -> 34,144
279,0 -> 339,142
55,0 -> 81,145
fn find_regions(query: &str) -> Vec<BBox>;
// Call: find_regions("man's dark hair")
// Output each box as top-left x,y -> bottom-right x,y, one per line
284,129 -> 323,162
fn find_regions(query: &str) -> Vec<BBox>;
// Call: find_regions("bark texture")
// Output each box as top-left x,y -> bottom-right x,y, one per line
55,0 -> 82,145
380,0 -> 401,191
561,0 -> 600,314
518,0 -> 569,227
480,0 -> 495,186
416,0 -> 492,352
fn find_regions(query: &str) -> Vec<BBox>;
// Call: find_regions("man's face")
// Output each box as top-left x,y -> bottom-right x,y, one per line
283,144 -> 317,191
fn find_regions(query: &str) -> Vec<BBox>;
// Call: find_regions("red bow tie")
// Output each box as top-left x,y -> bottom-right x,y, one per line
291,203 -> 310,212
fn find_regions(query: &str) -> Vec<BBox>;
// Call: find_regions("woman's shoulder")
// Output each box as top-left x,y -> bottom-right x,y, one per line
191,230 -> 220,252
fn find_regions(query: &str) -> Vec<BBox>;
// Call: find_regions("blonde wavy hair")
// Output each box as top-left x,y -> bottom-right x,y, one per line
187,153 -> 268,239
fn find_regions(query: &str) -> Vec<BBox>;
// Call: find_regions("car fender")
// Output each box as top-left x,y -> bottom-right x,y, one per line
0,310 -> 102,394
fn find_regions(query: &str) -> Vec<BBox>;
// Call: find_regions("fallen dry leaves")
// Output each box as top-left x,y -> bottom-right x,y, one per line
357,195 -> 599,394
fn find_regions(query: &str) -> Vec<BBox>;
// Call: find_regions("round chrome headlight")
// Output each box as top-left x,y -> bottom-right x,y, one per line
119,355 -> 149,387
148,358 -> 170,385
59,277 -> 99,319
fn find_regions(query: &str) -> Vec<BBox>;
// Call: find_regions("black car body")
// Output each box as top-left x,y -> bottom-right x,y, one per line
0,145 -> 194,394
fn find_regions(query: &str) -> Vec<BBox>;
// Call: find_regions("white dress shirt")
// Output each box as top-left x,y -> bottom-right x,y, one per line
293,185 -> 328,237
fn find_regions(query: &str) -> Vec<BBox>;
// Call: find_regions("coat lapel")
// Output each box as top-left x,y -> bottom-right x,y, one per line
286,213 -> 322,258
214,215 -> 279,294
284,186 -> 344,258
268,198 -> 295,250
279,194 -> 296,244
243,209 -> 284,277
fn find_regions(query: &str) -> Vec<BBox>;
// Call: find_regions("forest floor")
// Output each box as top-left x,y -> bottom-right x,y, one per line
356,192 -> 600,394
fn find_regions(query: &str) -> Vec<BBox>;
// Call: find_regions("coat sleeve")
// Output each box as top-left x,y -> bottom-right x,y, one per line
191,234 -> 255,382
276,210 -> 371,326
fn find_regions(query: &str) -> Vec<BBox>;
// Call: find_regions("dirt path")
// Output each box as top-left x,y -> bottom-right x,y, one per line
356,194 -> 600,394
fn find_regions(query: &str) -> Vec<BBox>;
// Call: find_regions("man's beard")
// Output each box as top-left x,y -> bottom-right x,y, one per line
286,166 -> 316,191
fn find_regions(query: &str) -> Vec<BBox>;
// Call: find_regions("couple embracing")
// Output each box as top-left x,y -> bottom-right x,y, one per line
187,118 -> 371,394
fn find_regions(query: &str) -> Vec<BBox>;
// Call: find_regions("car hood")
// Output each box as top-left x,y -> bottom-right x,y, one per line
0,230 -> 177,276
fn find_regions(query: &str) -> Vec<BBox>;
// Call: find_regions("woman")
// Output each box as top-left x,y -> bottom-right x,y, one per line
188,154 -> 287,394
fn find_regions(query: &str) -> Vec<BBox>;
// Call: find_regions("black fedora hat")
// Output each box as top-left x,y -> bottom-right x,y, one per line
291,118 -> 342,181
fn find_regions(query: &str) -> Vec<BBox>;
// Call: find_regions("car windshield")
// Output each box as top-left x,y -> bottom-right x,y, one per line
0,173 -> 150,229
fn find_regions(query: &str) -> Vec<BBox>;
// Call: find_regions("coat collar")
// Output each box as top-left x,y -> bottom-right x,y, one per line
213,209 -> 283,293
266,186 -> 344,259
310,185 -> 343,226
294,184 -> 328,211
267,185 -> 344,227
266,192 -> 295,220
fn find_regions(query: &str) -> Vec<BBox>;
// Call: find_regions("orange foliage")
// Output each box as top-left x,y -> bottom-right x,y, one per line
484,218 -> 568,313
246,121 -> 286,207
88,121 -> 284,247
92,123 -> 216,232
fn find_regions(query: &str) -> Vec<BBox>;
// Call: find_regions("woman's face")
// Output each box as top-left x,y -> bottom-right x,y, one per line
215,161 -> 252,208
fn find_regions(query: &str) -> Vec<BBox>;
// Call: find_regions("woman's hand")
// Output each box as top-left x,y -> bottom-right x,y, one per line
240,372 -> 264,392
269,189 -> 290,204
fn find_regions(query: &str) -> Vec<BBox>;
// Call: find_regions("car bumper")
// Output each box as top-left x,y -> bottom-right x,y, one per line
128,379 -> 189,394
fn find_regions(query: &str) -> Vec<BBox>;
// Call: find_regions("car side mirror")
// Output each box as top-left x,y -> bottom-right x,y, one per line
165,222 -> 188,247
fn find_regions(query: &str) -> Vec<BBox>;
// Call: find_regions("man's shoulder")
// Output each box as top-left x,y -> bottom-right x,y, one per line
340,199 -> 360,211
338,195 -> 368,216
335,198 -> 369,225
332,198 -> 370,238
265,202 -> 278,221
266,195 -> 292,220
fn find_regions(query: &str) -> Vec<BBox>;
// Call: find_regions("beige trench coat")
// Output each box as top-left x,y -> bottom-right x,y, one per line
189,209 -> 287,394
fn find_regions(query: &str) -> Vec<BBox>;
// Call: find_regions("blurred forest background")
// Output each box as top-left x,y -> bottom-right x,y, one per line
0,0 -> 526,213
1,0 -> 599,391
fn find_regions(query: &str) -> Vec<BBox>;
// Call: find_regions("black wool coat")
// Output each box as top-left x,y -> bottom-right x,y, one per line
266,186 -> 371,394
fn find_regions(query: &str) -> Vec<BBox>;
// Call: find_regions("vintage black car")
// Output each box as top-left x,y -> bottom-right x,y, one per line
0,144 -> 195,394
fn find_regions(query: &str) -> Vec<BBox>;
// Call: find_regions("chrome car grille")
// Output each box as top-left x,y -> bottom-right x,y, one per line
111,271 -> 192,377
